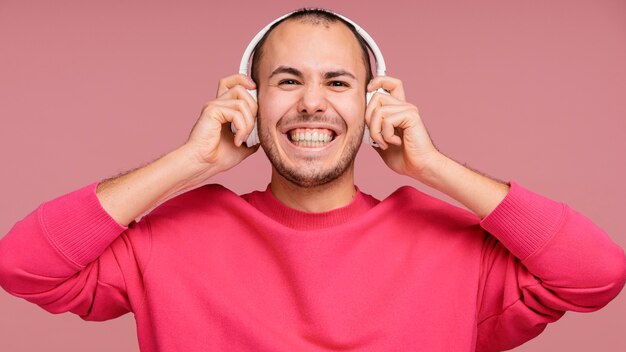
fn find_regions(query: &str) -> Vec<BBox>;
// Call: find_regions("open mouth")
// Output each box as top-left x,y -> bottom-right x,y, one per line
287,128 -> 336,148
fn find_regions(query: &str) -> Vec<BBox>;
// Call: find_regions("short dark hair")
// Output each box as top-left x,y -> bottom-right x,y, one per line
249,8 -> 374,94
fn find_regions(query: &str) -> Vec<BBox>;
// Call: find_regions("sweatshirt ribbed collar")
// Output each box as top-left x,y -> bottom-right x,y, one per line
244,184 -> 379,231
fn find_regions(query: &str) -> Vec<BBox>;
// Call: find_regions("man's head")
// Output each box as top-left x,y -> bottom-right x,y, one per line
250,8 -> 375,188
250,9 -> 374,95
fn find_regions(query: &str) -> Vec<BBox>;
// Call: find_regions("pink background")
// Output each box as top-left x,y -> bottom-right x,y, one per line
1,0 -> 624,350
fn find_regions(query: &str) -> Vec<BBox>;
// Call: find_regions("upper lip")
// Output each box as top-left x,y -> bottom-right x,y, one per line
279,123 -> 343,135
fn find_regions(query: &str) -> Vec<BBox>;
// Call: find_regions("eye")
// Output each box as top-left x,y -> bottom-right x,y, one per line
278,79 -> 299,85
329,81 -> 350,87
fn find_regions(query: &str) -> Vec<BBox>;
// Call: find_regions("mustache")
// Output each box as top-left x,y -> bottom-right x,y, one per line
277,113 -> 345,128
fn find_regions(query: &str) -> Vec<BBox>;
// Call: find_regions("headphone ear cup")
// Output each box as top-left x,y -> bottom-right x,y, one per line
366,88 -> 389,105
248,89 -> 257,102
364,92 -> 374,145
366,91 -> 374,106
362,125 -> 376,146
247,89 -> 259,146
246,123 -> 260,146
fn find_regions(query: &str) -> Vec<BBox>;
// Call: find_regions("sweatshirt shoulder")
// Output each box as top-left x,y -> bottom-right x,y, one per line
147,184 -> 246,219
381,185 -> 482,228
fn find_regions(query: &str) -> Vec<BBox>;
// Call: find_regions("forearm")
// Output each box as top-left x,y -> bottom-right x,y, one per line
0,181 -> 149,317
96,145 -> 218,226
0,146 -> 193,296
415,152 -> 510,219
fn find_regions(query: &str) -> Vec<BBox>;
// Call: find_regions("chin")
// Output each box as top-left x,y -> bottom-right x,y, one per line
259,115 -> 363,189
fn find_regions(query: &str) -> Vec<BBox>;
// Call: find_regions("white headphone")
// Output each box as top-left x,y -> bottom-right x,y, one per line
232,9 -> 389,147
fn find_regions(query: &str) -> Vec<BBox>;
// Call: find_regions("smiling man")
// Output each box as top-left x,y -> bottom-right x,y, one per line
1,8 -> 625,352
255,17 -> 369,210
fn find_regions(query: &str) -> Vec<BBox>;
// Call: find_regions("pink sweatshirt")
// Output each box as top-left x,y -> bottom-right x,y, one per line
0,181 -> 625,351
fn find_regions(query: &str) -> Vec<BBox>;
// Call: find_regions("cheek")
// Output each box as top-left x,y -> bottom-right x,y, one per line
259,94 -> 293,124
330,97 -> 366,127
258,101 -> 287,135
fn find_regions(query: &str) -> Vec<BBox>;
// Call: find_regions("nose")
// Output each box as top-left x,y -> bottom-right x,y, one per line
296,83 -> 328,115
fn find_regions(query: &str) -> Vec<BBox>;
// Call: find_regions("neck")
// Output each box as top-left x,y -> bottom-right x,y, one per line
269,166 -> 357,212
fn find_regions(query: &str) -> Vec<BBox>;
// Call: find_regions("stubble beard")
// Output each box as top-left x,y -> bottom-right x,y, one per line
258,111 -> 364,189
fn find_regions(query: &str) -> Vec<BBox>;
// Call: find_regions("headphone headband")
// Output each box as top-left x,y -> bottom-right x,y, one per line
238,9 -> 387,77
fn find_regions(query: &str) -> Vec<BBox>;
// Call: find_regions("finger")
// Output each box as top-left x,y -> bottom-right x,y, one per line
364,90 -> 403,126
367,76 -> 406,102
215,87 -> 257,132
207,105 -> 245,131
202,103 -> 248,143
216,73 -> 256,98
368,104 -> 410,148
380,108 -> 419,146
228,110 -> 248,147
379,107 -> 413,145
367,112 -> 386,149
210,100 -> 255,145
381,111 -> 410,146
365,93 -> 407,149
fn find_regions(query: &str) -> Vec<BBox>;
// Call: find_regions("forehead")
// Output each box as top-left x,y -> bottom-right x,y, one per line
260,19 -> 364,77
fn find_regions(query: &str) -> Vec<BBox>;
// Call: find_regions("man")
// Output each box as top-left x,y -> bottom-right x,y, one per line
0,8 -> 625,352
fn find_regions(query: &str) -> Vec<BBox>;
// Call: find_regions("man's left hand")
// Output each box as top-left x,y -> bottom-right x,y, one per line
365,76 -> 443,181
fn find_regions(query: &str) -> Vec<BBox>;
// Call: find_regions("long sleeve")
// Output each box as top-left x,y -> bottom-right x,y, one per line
0,182 -> 151,321
475,181 -> 626,351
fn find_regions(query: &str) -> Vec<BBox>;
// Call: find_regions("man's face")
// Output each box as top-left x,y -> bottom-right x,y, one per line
255,19 -> 367,188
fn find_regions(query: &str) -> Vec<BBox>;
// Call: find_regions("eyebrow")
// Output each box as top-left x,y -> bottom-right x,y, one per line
268,65 -> 357,81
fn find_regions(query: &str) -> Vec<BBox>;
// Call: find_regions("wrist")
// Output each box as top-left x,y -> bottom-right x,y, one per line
409,151 -> 450,188
171,145 -> 222,193
411,152 -> 510,218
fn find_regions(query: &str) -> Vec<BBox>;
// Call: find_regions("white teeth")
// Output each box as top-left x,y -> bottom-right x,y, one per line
288,128 -> 335,147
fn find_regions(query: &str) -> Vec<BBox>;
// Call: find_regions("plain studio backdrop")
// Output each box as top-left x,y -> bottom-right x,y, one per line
1,0 -> 624,351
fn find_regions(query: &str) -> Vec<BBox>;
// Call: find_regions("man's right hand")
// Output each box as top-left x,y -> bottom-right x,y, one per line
184,74 -> 260,173
96,74 -> 260,226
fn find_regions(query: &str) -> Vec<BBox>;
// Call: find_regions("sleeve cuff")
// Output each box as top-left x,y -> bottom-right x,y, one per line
479,180 -> 567,260
39,181 -> 128,268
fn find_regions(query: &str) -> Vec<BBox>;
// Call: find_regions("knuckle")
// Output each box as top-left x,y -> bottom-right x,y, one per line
235,99 -> 247,111
378,104 -> 390,113
201,101 -> 214,112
